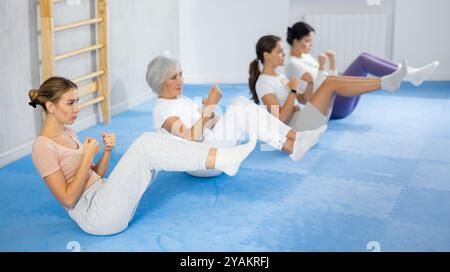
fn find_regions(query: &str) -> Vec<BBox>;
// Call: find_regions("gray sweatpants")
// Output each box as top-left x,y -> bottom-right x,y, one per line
68,132 -> 210,235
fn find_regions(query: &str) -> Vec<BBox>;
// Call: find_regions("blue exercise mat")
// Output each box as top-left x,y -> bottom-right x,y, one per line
1,82 -> 449,252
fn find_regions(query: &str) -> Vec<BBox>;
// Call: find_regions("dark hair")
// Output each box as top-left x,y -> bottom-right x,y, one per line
248,35 -> 281,104
287,21 -> 315,46
28,77 -> 78,112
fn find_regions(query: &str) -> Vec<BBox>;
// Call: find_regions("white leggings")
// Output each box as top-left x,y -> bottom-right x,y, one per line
68,132 -> 210,235
203,96 -> 292,150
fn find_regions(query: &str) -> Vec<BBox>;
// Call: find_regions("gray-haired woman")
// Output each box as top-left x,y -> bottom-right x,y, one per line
146,55 -> 327,164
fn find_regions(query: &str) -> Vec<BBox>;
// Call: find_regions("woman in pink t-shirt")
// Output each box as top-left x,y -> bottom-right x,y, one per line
29,77 -> 256,235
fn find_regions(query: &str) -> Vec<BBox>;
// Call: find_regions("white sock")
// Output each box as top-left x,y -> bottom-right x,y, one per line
403,61 -> 439,86
215,139 -> 257,176
290,125 -> 327,162
382,60 -> 408,92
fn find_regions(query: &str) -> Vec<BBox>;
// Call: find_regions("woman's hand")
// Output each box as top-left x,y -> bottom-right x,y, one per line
325,50 -> 337,71
287,77 -> 300,90
292,105 -> 301,113
83,137 -> 101,158
325,50 -> 336,63
301,72 -> 314,85
318,53 -> 328,70
203,84 -> 223,106
102,132 -> 116,152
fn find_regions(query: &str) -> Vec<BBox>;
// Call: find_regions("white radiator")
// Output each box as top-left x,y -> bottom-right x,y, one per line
303,14 -> 389,72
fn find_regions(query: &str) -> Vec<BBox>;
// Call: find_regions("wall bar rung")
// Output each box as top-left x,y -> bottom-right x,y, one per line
55,44 -> 103,61
77,81 -> 99,97
73,70 -> 104,83
79,96 -> 105,109
54,18 -> 103,32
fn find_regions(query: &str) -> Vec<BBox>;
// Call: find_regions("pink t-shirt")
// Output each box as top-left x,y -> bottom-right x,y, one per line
32,127 -> 101,189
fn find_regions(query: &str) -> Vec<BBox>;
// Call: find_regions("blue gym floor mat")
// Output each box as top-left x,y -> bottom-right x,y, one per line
1,82 -> 449,252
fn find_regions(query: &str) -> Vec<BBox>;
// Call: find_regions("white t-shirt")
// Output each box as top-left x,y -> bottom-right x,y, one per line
255,74 -> 299,106
152,96 -> 201,134
285,54 -> 337,93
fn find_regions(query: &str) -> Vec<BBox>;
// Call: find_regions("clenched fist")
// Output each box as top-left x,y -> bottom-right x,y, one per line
287,77 -> 300,90
102,132 -> 116,151
203,84 -> 223,106
301,72 -> 314,84
318,53 -> 328,69
83,137 -> 100,157
325,50 -> 336,62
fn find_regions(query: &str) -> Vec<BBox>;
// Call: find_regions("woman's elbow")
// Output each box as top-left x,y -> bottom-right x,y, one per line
62,200 -> 77,209
61,196 -> 79,209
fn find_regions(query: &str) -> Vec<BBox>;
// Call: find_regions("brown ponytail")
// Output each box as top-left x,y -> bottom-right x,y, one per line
28,77 -> 78,112
248,58 -> 261,104
248,35 -> 281,105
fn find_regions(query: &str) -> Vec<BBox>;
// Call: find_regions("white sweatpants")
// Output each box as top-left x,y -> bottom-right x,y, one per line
203,96 -> 292,150
68,132 -> 210,235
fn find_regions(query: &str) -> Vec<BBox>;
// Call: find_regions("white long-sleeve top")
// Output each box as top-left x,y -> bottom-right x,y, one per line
285,54 -> 338,94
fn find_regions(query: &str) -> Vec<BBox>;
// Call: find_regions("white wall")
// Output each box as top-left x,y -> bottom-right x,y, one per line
289,0 -> 392,21
180,0 -> 450,83
179,0 -> 290,84
289,0 -> 396,73
393,0 -> 450,80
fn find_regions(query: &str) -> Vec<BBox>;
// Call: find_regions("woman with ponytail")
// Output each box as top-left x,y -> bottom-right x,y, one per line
29,77 -> 259,235
249,35 -> 411,132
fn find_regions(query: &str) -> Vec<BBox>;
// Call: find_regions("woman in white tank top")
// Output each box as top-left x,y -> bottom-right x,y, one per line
248,35 -> 410,132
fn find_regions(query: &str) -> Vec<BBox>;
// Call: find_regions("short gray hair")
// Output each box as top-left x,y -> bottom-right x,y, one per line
146,55 -> 181,95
